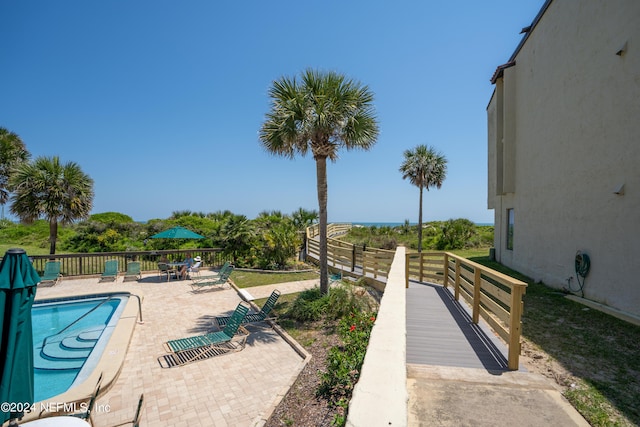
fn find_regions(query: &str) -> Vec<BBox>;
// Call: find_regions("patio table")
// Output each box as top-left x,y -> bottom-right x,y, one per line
168,262 -> 186,280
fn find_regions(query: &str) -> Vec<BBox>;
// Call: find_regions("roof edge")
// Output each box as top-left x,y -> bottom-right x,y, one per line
490,61 -> 516,84
489,0 -> 553,84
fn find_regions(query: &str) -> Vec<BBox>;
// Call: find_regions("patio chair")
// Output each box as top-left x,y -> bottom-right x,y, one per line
123,261 -> 141,281
213,261 -> 231,275
158,262 -> 177,281
158,302 -> 250,368
329,271 -> 342,284
195,261 -> 230,280
215,289 -> 281,328
108,394 -> 144,427
39,260 -> 62,286
185,261 -> 201,279
100,259 -> 119,282
189,265 -> 234,291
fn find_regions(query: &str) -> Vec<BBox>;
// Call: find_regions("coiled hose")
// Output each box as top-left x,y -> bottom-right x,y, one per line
569,251 -> 590,297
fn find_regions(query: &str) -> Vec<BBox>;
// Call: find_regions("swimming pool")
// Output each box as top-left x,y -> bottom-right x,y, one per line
32,294 -> 129,402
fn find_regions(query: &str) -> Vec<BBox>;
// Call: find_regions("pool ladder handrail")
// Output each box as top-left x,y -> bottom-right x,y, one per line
42,295 -> 117,348
87,292 -> 143,324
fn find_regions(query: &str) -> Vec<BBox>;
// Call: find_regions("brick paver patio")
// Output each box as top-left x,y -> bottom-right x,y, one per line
34,273 -> 320,426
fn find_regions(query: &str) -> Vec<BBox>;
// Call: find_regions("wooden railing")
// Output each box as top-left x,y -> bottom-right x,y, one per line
306,223 -> 394,287
306,222 -> 352,239
362,247 -> 394,282
406,251 -> 527,370
27,248 -> 228,278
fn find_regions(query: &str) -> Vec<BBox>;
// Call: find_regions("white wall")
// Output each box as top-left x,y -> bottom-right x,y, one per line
488,0 -> 640,316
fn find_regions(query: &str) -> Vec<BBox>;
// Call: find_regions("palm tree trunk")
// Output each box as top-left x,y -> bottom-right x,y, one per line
316,157 -> 329,294
49,218 -> 58,255
417,186 -> 424,253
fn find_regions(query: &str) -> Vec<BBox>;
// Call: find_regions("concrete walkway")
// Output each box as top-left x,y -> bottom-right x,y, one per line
407,364 -> 589,427
405,282 -> 589,427
32,274 -> 320,427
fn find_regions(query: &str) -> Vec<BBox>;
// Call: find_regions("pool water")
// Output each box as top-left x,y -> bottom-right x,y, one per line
32,295 -> 127,402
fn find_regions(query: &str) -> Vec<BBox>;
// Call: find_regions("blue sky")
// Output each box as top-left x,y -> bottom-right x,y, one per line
1,1 -> 544,224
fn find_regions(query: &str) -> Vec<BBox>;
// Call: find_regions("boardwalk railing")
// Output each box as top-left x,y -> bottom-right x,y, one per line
27,248 -> 227,278
406,251 -> 527,370
306,223 -> 394,288
306,222 -> 352,239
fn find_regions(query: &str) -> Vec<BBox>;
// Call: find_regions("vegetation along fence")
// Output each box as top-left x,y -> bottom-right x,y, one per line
406,251 -> 527,370
29,248 -> 228,278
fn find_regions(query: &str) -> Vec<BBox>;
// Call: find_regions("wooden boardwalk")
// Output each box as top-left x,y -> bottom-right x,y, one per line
406,281 -> 512,371
307,236 -> 514,371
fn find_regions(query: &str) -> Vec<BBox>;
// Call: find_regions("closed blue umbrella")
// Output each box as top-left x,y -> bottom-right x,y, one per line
0,249 -> 40,424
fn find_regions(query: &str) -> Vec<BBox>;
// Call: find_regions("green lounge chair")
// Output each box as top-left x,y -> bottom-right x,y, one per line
158,302 -> 250,368
123,261 -> 141,281
40,260 -> 62,286
190,265 -> 234,291
215,289 -> 281,327
100,259 -> 119,282
197,261 -> 231,280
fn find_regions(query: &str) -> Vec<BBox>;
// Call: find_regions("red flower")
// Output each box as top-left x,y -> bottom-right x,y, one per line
370,316 -> 376,322
349,325 -> 356,332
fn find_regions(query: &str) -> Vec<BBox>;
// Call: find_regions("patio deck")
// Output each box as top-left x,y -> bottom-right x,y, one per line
32,273 -> 320,427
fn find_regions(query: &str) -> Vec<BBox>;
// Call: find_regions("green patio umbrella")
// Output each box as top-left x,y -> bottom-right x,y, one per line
150,226 -> 204,240
0,248 -> 40,424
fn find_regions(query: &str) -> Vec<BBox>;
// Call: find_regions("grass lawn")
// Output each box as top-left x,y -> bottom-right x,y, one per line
0,244 -> 52,256
230,269 -> 319,288
470,255 -> 640,427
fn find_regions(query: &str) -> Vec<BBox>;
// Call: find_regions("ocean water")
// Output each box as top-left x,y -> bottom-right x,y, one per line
352,222 -> 407,228
351,222 -> 493,228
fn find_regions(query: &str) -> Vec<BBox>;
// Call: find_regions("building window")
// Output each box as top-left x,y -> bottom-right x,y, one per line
506,208 -> 514,250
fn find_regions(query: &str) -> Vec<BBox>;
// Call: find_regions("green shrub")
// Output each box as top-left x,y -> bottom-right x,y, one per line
325,286 -> 374,320
285,285 -> 376,322
318,310 -> 377,426
436,218 -> 476,250
286,287 -> 327,321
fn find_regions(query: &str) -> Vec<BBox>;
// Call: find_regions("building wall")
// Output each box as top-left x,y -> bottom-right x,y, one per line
488,0 -> 640,316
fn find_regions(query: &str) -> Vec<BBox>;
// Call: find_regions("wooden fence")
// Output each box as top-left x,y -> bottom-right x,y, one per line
306,223 -> 394,288
406,251 -> 527,370
27,248 -> 228,278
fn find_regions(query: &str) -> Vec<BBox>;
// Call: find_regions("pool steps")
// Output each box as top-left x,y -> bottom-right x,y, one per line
35,326 -> 103,370
61,337 -> 94,349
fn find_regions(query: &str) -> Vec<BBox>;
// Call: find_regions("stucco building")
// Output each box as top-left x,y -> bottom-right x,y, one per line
487,0 -> 640,317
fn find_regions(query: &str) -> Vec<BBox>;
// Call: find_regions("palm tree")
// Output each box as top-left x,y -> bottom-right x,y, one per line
262,219 -> 301,269
399,145 -> 447,252
9,156 -> 94,254
220,214 -> 255,265
260,69 -> 379,294
0,127 -> 31,217
291,207 -> 319,230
